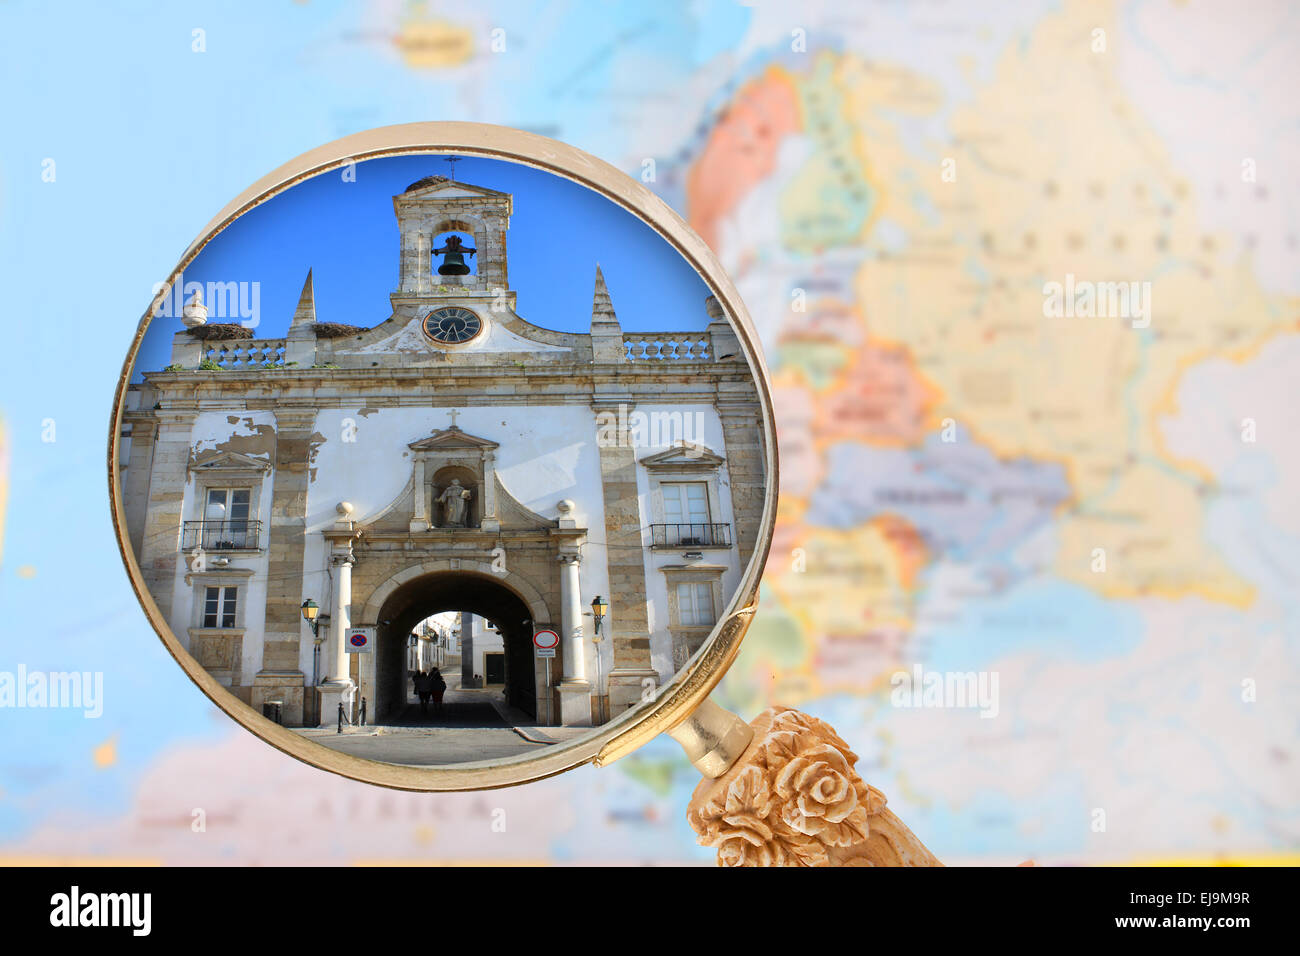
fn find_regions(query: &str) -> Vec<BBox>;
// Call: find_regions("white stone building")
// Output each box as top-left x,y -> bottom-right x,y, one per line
455,613 -> 502,688
120,174 -> 764,728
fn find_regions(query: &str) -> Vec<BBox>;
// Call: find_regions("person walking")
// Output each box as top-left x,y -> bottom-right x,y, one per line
430,666 -> 447,718
411,669 -> 433,716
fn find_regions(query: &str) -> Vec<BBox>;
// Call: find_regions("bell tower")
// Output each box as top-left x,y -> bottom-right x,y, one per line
391,174 -> 514,311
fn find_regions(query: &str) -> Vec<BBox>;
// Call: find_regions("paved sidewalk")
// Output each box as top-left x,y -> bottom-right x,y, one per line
294,665 -> 590,764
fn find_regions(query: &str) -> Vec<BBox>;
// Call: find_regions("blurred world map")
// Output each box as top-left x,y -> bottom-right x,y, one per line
0,0 -> 1297,864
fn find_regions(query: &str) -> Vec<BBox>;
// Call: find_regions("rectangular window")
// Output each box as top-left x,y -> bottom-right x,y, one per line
202,586 -> 238,629
661,481 -> 713,546
203,488 -> 252,548
662,482 -> 710,525
676,581 -> 715,628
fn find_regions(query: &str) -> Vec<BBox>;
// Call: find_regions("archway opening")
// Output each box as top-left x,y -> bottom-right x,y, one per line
373,571 -> 536,724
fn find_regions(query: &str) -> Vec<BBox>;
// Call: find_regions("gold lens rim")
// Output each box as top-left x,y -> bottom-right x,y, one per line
107,122 -> 779,791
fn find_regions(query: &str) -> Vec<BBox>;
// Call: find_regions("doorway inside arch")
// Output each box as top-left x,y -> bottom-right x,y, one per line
372,570 -> 537,727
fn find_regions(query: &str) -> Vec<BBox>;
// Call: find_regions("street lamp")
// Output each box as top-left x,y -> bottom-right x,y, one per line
302,598 -> 325,688
301,599 -> 320,637
591,595 -> 609,636
590,596 -> 610,724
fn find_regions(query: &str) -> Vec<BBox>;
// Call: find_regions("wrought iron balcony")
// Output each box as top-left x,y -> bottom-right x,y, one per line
650,522 -> 732,548
182,520 -> 262,551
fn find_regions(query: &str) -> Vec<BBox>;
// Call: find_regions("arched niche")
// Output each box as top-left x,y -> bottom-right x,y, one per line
431,464 -> 480,528
407,425 -> 501,532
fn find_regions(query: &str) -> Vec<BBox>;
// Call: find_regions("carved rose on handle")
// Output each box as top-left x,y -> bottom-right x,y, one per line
773,744 -> 871,845
687,706 -> 929,867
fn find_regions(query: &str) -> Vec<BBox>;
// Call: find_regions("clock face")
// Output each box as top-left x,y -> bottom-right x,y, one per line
422,307 -> 483,345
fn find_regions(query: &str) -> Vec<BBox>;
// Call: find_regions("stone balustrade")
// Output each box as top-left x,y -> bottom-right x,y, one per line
623,334 -> 712,362
183,334 -> 723,368
201,339 -> 288,369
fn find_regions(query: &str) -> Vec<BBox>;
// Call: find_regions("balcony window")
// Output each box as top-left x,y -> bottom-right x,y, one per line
663,481 -> 710,524
182,519 -> 262,550
207,487 -> 250,528
649,522 -> 732,548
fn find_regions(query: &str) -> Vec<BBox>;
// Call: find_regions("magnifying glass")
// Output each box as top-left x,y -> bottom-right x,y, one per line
108,122 -> 939,867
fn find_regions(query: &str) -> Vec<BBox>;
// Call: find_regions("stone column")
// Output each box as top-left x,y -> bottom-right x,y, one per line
593,399 -> 659,716
399,229 -> 415,292
716,391 -> 766,572
481,214 -> 507,290
121,413 -> 158,558
559,553 -> 586,683
416,232 -> 429,294
258,406 -> 315,725
138,406 -> 198,631
316,550 -> 355,727
556,551 -> 592,726
330,553 -> 353,684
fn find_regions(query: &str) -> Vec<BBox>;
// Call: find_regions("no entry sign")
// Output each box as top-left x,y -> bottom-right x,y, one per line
533,627 -> 560,651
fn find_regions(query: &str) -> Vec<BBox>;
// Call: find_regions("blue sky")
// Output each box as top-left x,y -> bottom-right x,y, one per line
0,0 -> 751,841
133,154 -> 715,376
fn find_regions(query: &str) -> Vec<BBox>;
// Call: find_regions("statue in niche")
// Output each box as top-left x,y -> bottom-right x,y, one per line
438,479 -> 473,527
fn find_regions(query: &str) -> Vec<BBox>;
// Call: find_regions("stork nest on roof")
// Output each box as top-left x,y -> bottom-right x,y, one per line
185,323 -> 254,341
312,322 -> 368,338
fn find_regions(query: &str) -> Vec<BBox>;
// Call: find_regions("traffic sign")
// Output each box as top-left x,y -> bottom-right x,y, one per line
345,627 -> 374,653
536,647 -> 556,658
532,627 -> 560,650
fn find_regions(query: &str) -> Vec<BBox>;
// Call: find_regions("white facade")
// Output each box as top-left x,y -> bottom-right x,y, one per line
122,174 -> 764,728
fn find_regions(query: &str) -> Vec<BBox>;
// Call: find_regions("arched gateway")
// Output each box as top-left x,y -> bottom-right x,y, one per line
121,170 -> 764,731
360,563 -> 551,721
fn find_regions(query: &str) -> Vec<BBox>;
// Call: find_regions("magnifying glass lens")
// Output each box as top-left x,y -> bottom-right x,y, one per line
113,136 -> 775,790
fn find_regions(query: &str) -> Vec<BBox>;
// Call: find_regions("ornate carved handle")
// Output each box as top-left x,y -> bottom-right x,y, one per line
676,703 -> 942,867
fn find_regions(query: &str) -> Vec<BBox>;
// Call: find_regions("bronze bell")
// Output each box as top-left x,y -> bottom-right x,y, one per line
434,235 -> 476,276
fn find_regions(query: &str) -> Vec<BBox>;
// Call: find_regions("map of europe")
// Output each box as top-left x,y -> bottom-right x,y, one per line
0,0 -> 1296,864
